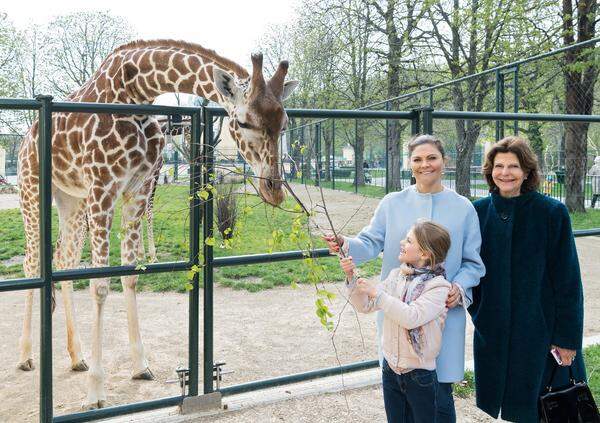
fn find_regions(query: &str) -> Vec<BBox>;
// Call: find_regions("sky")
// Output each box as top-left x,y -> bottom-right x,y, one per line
2,0 -> 299,69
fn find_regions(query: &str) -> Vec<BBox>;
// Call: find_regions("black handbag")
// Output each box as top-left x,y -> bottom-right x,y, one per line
539,362 -> 600,423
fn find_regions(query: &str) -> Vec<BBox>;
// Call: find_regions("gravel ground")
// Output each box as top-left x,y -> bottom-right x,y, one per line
0,184 -> 598,422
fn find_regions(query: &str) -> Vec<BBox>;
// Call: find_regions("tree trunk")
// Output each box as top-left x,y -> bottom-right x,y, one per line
527,121 -> 545,170
323,126 -> 332,182
388,119 -> 403,191
564,121 -> 589,210
452,80 -> 470,197
562,0 -> 597,212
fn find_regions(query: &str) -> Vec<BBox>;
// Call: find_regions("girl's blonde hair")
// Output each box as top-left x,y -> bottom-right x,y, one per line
411,220 -> 451,268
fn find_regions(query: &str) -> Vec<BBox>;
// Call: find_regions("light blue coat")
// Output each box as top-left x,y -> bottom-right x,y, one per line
346,186 -> 485,383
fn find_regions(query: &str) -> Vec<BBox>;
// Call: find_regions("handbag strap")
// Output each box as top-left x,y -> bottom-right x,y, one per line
546,361 -> 576,392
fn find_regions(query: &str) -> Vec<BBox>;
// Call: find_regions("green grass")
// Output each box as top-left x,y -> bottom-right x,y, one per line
0,184 -> 381,292
454,370 -> 475,398
584,344 -> 600,401
1,184 -> 598,293
298,179 -> 387,198
570,209 -> 600,230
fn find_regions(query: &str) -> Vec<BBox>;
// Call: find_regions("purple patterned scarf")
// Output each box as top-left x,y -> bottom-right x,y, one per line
400,262 -> 446,359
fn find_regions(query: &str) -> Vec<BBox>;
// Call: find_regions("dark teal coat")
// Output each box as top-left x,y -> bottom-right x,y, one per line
470,191 -> 586,423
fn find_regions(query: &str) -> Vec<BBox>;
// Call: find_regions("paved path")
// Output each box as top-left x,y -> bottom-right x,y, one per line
0,193 -> 19,210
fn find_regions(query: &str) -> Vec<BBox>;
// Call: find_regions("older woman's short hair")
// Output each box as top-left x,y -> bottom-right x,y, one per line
482,136 -> 541,193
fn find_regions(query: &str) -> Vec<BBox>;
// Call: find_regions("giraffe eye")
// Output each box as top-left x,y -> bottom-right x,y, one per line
238,121 -> 251,129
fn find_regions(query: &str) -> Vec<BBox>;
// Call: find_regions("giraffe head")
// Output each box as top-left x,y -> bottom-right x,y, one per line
213,53 -> 299,206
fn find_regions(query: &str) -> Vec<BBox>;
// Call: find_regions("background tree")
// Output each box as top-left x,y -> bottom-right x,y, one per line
425,0 -> 533,197
368,0 -> 427,190
43,10 -> 135,97
561,0 -> 598,212
0,14 -> 26,133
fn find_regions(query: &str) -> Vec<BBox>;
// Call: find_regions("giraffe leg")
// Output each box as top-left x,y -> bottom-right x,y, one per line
84,278 -> 109,409
54,190 -> 88,371
18,289 -> 35,371
121,196 -> 153,380
83,185 -> 117,410
18,175 -> 40,371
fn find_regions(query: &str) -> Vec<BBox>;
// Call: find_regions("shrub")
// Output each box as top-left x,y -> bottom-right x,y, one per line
216,184 -> 237,239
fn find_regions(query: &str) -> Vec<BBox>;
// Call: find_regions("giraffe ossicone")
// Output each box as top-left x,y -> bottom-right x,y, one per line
16,39 -> 298,409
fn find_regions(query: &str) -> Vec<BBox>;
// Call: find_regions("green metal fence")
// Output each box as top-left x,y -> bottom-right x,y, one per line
284,37 -> 600,198
1,98 -> 600,423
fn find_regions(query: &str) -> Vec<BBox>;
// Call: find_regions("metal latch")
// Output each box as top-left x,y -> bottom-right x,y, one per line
213,362 -> 233,390
166,366 -> 190,397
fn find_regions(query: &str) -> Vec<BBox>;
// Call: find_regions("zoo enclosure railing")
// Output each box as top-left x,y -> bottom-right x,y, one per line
0,99 -> 599,423
282,37 -> 600,198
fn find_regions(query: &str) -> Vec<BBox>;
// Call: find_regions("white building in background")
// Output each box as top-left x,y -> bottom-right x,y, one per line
153,93 -> 290,163
0,148 -> 5,177
342,144 -> 354,163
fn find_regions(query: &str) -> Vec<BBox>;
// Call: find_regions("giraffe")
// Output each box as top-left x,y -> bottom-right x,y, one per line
17,39 -> 298,409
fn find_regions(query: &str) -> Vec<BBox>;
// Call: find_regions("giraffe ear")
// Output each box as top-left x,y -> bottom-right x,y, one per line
281,80 -> 299,101
213,68 -> 240,101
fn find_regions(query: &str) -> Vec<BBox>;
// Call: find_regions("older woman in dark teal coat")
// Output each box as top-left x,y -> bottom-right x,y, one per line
469,136 -> 586,423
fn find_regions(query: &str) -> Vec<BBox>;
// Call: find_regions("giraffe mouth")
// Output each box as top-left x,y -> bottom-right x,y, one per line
259,177 -> 285,206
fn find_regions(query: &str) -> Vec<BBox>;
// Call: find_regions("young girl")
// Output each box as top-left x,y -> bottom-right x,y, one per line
340,220 -> 453,423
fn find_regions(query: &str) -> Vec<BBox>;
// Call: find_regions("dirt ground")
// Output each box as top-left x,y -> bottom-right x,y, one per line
0,184 -> 599,422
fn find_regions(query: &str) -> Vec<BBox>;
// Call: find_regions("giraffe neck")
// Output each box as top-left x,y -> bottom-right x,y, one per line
70,41 -> 249,105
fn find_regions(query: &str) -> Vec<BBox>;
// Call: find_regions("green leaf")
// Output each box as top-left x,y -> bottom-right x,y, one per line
135,264 -> 147,271
205,237 -> 216,246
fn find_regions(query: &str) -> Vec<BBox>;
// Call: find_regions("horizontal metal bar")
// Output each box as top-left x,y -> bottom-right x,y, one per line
52,395 -> 183,423
574,228 -> 600,237
0,277 -> 45,292
207,107 -> 414,120
51,102 -> 200,115
220,359 -> 379,396
432,110 -> 600,123
0,98 -> 42,110
52,261 -> 190,282
367,36 -> 600,110
213,249 -> 333,267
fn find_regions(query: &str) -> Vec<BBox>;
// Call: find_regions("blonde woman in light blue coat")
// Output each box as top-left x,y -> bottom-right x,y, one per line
325,135 -> 485,423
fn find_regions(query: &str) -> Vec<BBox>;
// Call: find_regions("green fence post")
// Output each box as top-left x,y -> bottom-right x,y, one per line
385,101 -> 390,194
315,123 -> 321,187
495,69 -> 505,140
354,119 -> 358,194
202,108 -> 215,395
513,65 -> 519,135
300,127 -> 305,184
37,94 -> 54,423
332,120 -> 336,191
422,107 -> 433,134
410,109 -> 421,186
188,109 -> 202,397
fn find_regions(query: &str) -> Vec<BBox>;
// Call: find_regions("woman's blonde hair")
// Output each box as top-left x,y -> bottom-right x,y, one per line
407,134 -> 446,158
411,220 -> 451,268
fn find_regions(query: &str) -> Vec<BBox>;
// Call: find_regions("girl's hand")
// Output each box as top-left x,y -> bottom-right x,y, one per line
552,345 -> 577,366
446,283 -> 461,308
356,278 -> 377,298
323,234 -> 344,254
340,256 -> 355,279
